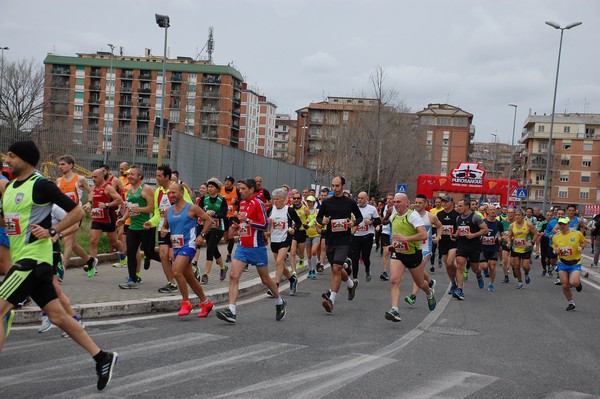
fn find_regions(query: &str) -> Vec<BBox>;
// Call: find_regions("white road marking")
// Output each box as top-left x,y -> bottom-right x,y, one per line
399,371 -> 498,398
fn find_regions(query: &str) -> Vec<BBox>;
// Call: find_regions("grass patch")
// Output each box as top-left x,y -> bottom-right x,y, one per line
63,213 -> 113,254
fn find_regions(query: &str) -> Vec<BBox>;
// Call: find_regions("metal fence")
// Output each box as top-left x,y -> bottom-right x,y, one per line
0,126 -> 316,193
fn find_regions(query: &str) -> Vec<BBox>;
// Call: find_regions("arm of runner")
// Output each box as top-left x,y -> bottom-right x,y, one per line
131,185 -> 156,214
78,174 -> 93,204
103,184 -> 123,208
191,204 -> 212,241
350,202 -> 363,228
147,188 -> 161,228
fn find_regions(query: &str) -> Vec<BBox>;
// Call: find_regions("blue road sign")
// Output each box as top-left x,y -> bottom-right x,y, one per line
516,188 -> 528,199
397,184 -> 407,193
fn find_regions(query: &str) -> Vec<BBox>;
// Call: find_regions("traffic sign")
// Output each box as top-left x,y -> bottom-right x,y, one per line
510,187 -> 528,199
397,184 -> 407,193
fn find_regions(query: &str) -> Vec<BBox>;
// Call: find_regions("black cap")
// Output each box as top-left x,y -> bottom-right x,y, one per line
441,196 -> 453,202
8,140 -> 41,166
225,176 -> 235,183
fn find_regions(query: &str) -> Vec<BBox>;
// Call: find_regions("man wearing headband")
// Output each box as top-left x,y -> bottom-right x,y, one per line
552,217 -> 585,311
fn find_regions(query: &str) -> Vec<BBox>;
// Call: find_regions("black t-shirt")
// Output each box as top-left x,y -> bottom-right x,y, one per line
437,209 -> 460,246
316,196 -> 363,246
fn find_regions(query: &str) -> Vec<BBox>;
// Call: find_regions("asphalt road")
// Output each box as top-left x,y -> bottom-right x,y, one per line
2,249 -> 600,398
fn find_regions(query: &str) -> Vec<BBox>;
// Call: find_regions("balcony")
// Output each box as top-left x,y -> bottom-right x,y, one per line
89,96 -> 102,105
138,100 -> 151,108
528,161 -> 547,170
50,79 -> 70,89
233,81 -> 242,91
232,122 -> 240,130
89,84 -> 101,91
118,113 -> 132,120
202,91 -> 220,99
88,111 -> 100,119
171,73 -> 183,82
120,86 -> 133,93
139,71 -> 152,80
119,100 -> 133,107
137,113 -> 150,121
89,70 -> 102,78
202,76 -> 221,85
49,93 -> 69,103
202,106 -> 219,113
170,89 -> 180,96
121,70 -> 134,80
201,118 -> 219,125
51,67 -> 70,75
232,108 -> 240,116
310,117 -> 323,124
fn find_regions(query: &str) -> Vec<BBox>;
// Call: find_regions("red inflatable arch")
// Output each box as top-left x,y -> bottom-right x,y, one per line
417,162 -> 518,206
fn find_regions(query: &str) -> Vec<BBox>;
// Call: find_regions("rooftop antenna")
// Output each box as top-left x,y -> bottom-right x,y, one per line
195,26 -> 215,62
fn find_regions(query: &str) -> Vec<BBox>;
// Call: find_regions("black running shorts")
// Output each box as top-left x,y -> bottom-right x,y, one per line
0,259 -> 58,309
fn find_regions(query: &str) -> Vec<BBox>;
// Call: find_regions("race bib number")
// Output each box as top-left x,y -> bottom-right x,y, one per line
227,205 -> 234,213
514,238 -> 527,247
392,241 -> 409,252
458,226 -> 471,236
238,212 -> 247,221
4,213 -> 22,236
357,223 -> 369,232
331,219 -> 348,233
126,202 -> 140,216
559,246 -> 573,257
212,219 -> 220,229
442,225 -> 454,235
91,208 -> 105,219
171,234 -> 184,249
65,192 -> 77,203
273,221 -> 286,231
239,223 -> 251,238
502,231 -> 509,238
482,236 -> 496,245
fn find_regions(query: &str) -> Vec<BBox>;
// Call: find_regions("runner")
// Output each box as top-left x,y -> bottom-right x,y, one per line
552,217 -> 585,311
480,206 -> 503,292
198,178 -> 229,284
305,195 -> 321,279
536,210 -> 554,276
404,194 -> 442,306
0,141 -> 118,390
220,176 -> 240,263
545,208 -> 565,285
116,166 -> 160,289
590,214 -> 600,267
316,176 -> 362,314
289,192 -> 310,275
452,199 -> 488,300
429,196 -> 444,272
215,178 -> 286,323
86,168 -> 125,278
0,174 -> 11,275
171,170 -> 194,200
436,196 -> 460,295
191,182 -> 208,271
507,208 -> 538,289
316,188 -> 330,273
56,155 -> 95,271
161,183 -> 214,317
112,163 -> 130,268
500,208 -> 516,283
254,175 -> 271,209
384,193 -> 436,322
350,191 -> 380,281
379,193 -> 395,281
267,188 -> 302,295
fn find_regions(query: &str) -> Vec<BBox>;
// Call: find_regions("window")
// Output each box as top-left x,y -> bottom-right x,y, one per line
559,174 -> 569,182
535,174 -> 545,184
584,143 -> 593,151
580,191 -> 590,200
438,117 -> 451,126
585,127 -> 595,138
563,126 -> 570,133
558,190 -> 568,199
583,159 -> 592,167
538,125 -> 545,132
562,143 -> 571,150
343,111 -> 349,122
560,158 -> 570,166
581,175 -> 591,183
426,131 -> 433,145
538,141 -> 548,152
443,131 -> 450,139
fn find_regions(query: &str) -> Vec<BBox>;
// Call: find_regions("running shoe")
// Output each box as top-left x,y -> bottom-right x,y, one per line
4,310 -> 15,338
157,282 -> 178,293
316,263 -> 325,273
201,274 -> 208,284
516,282 -> 524,289
576,283 -> 583,293
297,259 -> 304,269
290,273 -> 298,296
343,258 -> 353,275
112,256 -> 127,268
488,283 -> 495,292
96,351 -> 119,391
548,271 -> 553,277
118,279 -> 139,289
429,266 -> 435,273
429,279 -> 437,289
321,290 -> 331,300
437,259 -> 443,269
220,266 -> 228,281
380,271 -> 389,281
565,303 -> 576,311
554,278 -> 561,286
266,289 -> 275,298
503,275 -> 510,284
542,271 -> 548,277
216,308 -> 237,323
366,273 -> 372,282
226,254 -> 232,263
477,274 -> 485,289
56,261 -> 65,282
87,264 -> 97,279
463,269 -> 469,281
525,274 -> 531,285
178,301 -> 193,316
448,282 -> 458,295
452,288 -> 465,300
198,300 -> 214,318
427,291 -> 437,311
404,294 -> 416,306
143,257 -> 151,270
483,269 -> 490,278
192,265 -> 201,282
322,298 -> 333,313
39,314 -> 52,333
84,257 -> 98,275
275,299 -> 286,321
385,308 -> 401,322
347,279 -> 359,300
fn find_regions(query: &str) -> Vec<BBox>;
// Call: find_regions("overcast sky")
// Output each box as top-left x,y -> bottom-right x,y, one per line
3,0 -> 598,144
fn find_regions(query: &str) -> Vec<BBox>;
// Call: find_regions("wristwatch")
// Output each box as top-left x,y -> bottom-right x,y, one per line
200,233 -> 206,239
49,228 -> 58,237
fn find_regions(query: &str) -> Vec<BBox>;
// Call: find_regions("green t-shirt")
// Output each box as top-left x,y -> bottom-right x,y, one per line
127,184 -> 151,230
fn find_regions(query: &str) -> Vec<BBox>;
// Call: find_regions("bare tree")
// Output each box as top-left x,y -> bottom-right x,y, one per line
0,58 -> 44,132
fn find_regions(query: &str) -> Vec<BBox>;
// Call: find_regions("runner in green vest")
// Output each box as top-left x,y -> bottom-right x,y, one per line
199,178 -> 229,284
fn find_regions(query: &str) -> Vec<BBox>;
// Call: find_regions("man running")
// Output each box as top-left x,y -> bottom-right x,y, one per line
350,191 -> 380,281
379,193 -> 395,280
436,196 -> 460,295
507,208 -> 538,289
198,178 -> 229,284
552,217 -> 585,311
254,175 -> 271,209
316,176 -> 362,314
429,196 -> 444,272
499,208 -> 516,283
215,178 -> 286,323
0,141 -> 118,390
290,191 -> 310,274
162,183 -> 214,317
384,193 -> 436,322
480,206 -> 503,292
220,176 -> 240,263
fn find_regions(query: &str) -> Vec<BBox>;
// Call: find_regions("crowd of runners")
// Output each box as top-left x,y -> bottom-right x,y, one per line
0,141 -> 599,390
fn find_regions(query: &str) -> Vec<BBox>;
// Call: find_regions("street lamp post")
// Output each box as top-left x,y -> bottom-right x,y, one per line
300,112 -> 307,167
103,44 -> 115,164
0,47 -> 9,99
155,14 -> 170,168
542,21 -> 582,212
490,133 -> 497,179
508,104 -> 518,206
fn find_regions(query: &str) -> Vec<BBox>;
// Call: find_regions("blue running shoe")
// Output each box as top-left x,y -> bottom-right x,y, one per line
483,269 -> 490,278
4,310 -> 15,338
477,274 -> 485,289
503,275 -> 509,284
448,282 -> 458,295
525,274 -> 531,284
452,288 -> 465,300
488,283 -> 495,292
516,282 -> 524,289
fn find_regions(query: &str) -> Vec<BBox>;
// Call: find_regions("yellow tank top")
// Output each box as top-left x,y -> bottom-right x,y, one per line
511,222 -> 531,253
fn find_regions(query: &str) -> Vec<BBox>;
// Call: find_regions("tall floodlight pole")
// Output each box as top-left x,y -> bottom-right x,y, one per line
155,14 -> 170,167
508,104 -> 518,206
542,21 -> 582,212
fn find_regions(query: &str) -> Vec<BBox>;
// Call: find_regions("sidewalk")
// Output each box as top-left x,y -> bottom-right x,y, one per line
12,242 -> 296,325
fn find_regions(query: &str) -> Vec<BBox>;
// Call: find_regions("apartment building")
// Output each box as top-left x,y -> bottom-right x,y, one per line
274,114 -> 295,162
519,112 -> 600,207
469,141 -> 514,180
43,52 -> 244,161
417,103 -> 475,177
238,83 -> 276,157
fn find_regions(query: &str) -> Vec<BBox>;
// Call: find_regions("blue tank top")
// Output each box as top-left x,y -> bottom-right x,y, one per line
482,218 -> 501,250
166,203 -> 197,250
